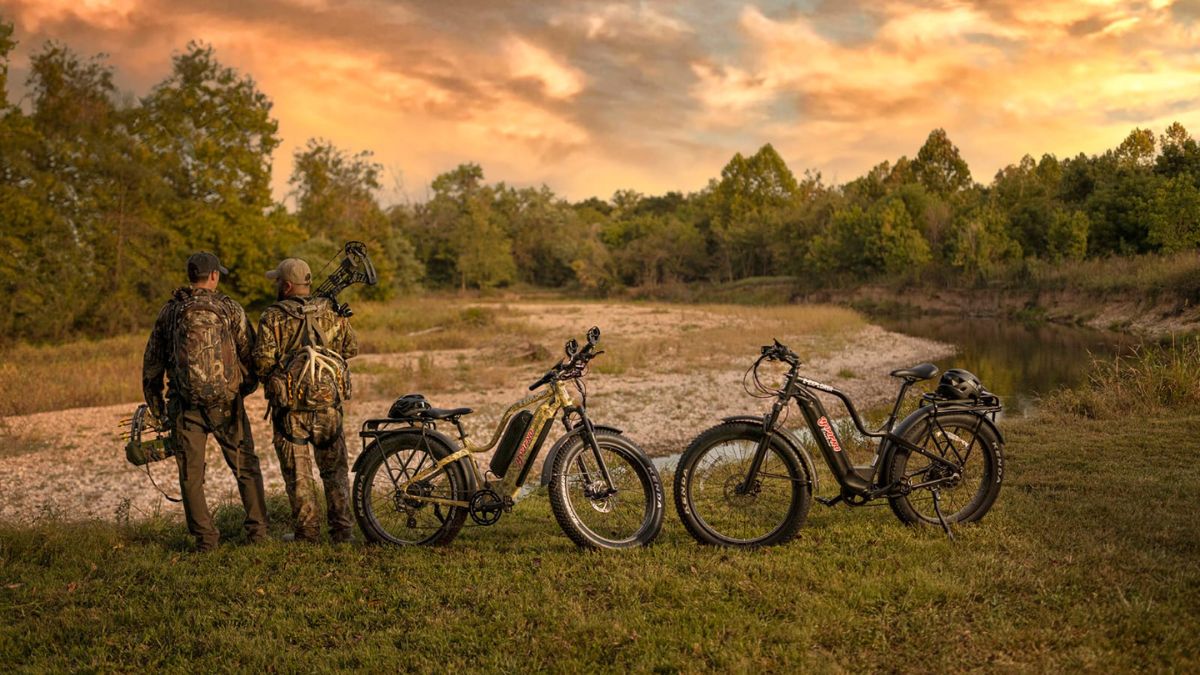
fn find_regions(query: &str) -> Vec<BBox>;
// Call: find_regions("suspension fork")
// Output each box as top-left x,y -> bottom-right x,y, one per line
571,412 -> 617,496
740,396 -> 788,493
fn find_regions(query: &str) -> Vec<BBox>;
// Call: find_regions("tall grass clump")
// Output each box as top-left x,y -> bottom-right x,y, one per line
1046,335 -> 1200,418
0,335 -> 144,416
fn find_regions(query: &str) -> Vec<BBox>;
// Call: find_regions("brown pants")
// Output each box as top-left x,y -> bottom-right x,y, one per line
172,402 -> 269,549
272,408 -> 353,540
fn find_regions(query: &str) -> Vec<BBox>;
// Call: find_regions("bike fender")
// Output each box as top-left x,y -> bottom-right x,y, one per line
537,424 -> 623,487
721,416 -> 820,495
880,406 -> 1005,474
353,427 -> 479,493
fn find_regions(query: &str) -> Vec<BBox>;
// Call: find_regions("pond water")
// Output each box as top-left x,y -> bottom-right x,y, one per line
873,315 -> 1141,415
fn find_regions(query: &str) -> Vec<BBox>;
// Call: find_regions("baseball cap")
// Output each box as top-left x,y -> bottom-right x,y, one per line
265,258 -> 312,285
187,252 -> 229,280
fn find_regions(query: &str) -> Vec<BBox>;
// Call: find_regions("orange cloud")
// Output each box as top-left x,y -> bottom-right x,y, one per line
2,0 -> 1199,201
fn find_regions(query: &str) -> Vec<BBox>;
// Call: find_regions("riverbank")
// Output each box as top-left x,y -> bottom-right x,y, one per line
628,252 -> 1200,339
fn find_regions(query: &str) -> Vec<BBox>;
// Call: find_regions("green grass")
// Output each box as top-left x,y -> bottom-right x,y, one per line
1019,250 -> 1200,301
2,407 -> 1198,671
1046,335 -> 1200,418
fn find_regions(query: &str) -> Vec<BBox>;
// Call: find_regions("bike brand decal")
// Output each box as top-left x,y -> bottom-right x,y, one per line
799,377 -> 837,393
817,416 -> 842,452
511,420 -> 541,469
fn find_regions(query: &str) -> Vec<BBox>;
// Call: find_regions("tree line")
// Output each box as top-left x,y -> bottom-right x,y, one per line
2,21 -> 1199,342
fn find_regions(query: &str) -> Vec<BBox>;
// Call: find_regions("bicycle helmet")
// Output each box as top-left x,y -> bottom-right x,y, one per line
388,393 -> 431,419
936,369 -> 983,400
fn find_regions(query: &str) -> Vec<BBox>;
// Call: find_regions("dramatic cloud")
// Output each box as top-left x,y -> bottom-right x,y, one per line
2,0 -> 1198,200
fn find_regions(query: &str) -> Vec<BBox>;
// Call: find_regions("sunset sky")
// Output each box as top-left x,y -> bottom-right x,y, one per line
2,0 -> 1199,204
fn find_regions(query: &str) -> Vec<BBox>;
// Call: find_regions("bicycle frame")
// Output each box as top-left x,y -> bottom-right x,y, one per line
372,379 -> 612,510
745,362 -> 998,502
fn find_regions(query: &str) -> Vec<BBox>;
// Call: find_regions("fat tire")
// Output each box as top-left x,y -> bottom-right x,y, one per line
673,421 -> 812,548
885,412 -> 1003,527
548,430 -> 664,549
352,434 -> 469,546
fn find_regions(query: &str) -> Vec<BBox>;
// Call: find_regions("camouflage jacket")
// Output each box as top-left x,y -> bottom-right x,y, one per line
253,295 -> 359,385
142,287 -> 256,416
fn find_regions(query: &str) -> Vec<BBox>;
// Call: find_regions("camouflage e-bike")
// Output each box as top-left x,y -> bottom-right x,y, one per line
351,327 -> 665,549
674,340 -> 1004,547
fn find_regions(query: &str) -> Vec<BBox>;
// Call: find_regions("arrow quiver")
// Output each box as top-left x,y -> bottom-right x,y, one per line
315,241 -> 379,317
120,404 -> 176,466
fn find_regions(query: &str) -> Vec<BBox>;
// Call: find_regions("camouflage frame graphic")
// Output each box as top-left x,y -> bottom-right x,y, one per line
393,381 -> 575,506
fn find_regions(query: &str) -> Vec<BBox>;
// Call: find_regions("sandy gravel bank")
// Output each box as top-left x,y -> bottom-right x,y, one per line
0,321 -> 950,523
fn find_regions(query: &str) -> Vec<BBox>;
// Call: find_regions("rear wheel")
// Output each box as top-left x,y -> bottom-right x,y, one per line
886,412 -> 1003,526
352,433 -> 469,546
548,430 -> 664,549
674,422 -> 813,547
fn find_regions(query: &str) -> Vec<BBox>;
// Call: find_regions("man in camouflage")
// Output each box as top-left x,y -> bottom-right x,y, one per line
254,258 -> 358,543
143,252 -> 269,552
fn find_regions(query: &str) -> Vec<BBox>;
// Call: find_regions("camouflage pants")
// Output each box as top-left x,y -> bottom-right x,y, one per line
172,401 -> 269,550
272,407 -> 353,541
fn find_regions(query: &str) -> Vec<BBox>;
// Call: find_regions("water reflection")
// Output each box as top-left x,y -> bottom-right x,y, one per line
874,316 -> 1140,414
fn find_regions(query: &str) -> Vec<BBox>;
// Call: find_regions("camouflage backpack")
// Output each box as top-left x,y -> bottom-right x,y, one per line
170,290 -> 242,408
267,299 -> 351,411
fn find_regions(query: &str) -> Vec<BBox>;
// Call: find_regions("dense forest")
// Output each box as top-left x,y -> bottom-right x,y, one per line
2,21 -> 1200,342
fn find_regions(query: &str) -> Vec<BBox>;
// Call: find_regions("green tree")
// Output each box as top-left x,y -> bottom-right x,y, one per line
26,43 -> 180,334
1114,128 -> 1156,169
1149,175 -> 1200,252
949,208 -> 1023,282
139,41 -> 293,303
289,138 -> 421,295
0,18 -> 15,108
1045,209 -> 1089,262
912,129 -> 973,197
709,144 -> 802,279
1156,122 -> 1200,180
872,197 -> 931,275
417,163 -> 516,290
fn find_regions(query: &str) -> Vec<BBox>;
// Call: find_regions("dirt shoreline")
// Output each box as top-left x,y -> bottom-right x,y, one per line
0,320 -> 951,524
804,285 -> 1200,338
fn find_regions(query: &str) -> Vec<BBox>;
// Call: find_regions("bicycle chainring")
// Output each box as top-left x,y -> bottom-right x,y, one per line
468,489 -> 506,525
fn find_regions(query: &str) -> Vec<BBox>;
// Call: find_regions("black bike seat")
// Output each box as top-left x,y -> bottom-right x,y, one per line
890,363 -> 938,381
418,406 -> 474,420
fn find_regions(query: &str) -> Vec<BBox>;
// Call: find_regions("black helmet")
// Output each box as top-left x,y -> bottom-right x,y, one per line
936,369 -> 983,400
389,393 -> 430,419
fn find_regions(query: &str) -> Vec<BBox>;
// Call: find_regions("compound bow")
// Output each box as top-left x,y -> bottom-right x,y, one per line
315,241 -> 379,317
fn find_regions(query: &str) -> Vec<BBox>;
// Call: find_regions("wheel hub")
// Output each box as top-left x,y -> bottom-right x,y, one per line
399,480 -> 433,510
584,481 -> 617,513
723,474 -> 759,506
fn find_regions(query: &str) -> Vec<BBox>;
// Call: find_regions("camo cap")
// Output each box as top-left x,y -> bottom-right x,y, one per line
266,258 -> 312,285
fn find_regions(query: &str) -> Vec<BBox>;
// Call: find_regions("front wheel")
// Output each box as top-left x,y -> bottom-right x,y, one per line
885,412 -> 1003,527
548,429 -> 664,549
674,421 -> 813,547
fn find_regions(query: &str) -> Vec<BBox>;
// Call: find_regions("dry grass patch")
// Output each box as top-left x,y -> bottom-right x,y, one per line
0,335 -> 143,417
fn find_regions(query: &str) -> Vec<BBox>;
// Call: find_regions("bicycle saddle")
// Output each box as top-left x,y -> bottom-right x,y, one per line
889,363 -> 938,381
414,406 -> 474,420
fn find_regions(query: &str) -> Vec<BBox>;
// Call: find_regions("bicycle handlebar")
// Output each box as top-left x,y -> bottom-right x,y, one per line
529,327 -> 603,390
760,339 -> 800,366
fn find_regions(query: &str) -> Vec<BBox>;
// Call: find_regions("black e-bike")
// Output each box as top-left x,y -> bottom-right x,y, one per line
673,340 -> 1005,547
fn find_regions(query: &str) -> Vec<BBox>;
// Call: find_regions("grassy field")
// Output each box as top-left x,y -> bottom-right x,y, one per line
3,348 -> 1199,671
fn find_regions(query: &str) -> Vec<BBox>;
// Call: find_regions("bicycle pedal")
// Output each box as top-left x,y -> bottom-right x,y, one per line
816,495 -> 844,508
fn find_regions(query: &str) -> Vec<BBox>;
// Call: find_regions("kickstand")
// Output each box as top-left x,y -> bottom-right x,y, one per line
931,488 -> 956,541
